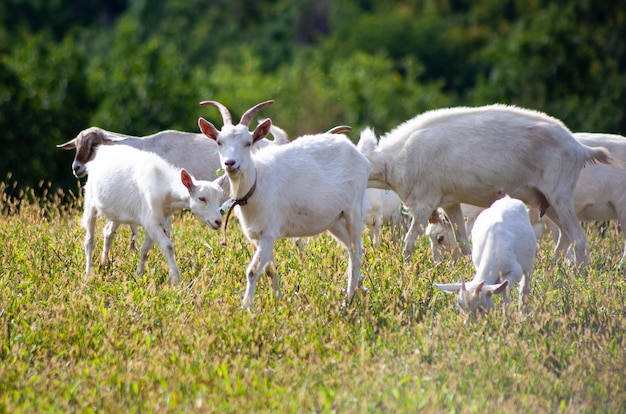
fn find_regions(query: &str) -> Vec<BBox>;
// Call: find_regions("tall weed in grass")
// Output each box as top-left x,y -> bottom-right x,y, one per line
1,182 -> 625,412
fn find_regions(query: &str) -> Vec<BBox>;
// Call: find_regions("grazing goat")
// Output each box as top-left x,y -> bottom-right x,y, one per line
434,196 -> 537,314
427,203 -> 545,262
357,104 -> 611,265
82,145 -> 224,283
197,100 -> 370,309
364,189 -> 406,246
428,132 -> 626,263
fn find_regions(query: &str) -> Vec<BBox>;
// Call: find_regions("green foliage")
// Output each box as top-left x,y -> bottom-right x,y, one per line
1,185 -> 625,412
0,32 -> 92,193
0,0 -> 126,41
472,2 -> 626,131
327,51 -> 450,132
87,16 -> 200,134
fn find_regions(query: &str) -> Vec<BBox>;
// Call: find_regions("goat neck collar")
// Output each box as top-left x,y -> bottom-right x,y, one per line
234,169 -> 257,206
222,170 -> 257,244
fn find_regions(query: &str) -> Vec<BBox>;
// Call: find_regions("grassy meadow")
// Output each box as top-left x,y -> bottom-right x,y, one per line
1,183 -> 625,413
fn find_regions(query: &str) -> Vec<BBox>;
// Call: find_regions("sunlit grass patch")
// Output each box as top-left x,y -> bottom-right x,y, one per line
1,184 -> 625,412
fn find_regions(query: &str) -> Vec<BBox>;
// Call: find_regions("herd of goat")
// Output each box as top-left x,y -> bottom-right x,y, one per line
57,100 -> 625,314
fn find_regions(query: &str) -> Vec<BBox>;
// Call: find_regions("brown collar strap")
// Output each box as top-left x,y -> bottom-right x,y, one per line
222,171 -> 257,245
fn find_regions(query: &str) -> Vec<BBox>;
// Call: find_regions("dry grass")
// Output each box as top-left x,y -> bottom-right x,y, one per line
1,185 -> 625,412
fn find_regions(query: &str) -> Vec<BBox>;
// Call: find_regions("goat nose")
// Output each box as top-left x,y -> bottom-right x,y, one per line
224,159 -> 236,167
215,219 -> 222,227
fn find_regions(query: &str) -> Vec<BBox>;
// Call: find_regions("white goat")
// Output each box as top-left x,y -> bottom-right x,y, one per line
428,132 -> 626,263
364,189 -> 406,246
357,104 -> 612,265
58,126 -> 223,180
197,100 -> 370,309
434,196 -> 537,314
82,145 -> 224,283
427,203 -> 545,262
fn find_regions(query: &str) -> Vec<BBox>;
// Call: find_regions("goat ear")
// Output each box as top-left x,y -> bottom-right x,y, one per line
487,280 -> 509,295
57,139 -> 76,149
198,117 -> 220,141
252,118 -> 272,142
433,283 -> 461,294
474,280 -> 486,296
180,169 -> 196,193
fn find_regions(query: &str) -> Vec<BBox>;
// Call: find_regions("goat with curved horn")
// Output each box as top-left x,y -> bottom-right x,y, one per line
239,100 -> 275,126
198,100 -> 369,310
200,101 -> 233,125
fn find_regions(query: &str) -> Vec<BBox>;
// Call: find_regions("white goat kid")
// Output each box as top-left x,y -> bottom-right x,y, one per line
357,104 -> 611,266
82,145 -> 224,283
434,196 -> 537,314
198,100 -> 370,309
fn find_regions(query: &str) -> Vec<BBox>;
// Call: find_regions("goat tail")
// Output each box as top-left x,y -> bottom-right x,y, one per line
356,127 -> 378,156
584,145 -> 614,167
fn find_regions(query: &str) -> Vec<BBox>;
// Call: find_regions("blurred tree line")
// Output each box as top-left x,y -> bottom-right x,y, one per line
1,0 -> 625,197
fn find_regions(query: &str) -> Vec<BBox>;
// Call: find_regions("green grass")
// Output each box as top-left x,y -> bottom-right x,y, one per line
1,186 -> 625,413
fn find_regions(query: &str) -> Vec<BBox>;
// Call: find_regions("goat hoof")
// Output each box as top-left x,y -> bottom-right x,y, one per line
242,297 -> 254,310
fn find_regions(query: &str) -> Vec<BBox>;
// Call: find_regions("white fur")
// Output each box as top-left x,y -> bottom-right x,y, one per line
357,104 -> 611,265
58,127 -> 224,262
58,126 -> 223,180
434,196 -> 537,314
561,133 -> 626,262
364,189 -> 406,246
428,132 -> 626,264
427,203 -> 545,262
198,101 -> 370,309
82,145 -> 224,283
264,121 -> 291,145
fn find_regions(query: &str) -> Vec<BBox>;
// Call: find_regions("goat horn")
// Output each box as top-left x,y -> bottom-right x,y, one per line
239,100 -> 274,127
326,125 -> 352,134
200,101 -> 233,125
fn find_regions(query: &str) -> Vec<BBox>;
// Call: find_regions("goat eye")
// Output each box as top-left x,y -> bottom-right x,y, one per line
199,196 -> 207,202
244,142 -> 252,148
